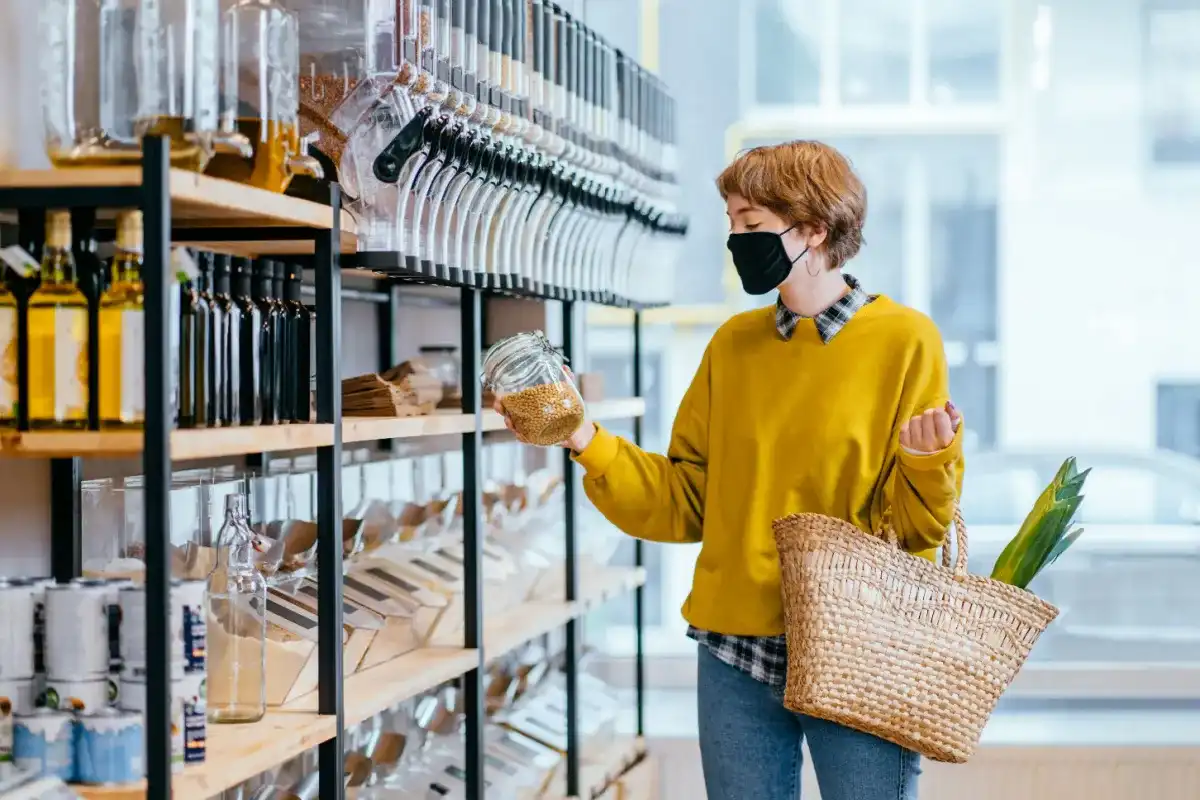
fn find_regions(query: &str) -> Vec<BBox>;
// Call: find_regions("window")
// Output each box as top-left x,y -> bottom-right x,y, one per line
962,452 -> 1200,665
839,0 -> 912,104
753,0 -> 820,106
1144,1 -> 1200,165
749,0 -> 1002,107
1158,383 -> 1200,459
927,0 -> 1002,104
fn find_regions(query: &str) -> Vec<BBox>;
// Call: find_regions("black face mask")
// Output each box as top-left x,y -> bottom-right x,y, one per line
726,225 -> 809,295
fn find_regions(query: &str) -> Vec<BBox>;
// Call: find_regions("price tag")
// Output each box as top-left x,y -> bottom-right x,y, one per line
0,245 -> 39,278
171,247 -> 199,283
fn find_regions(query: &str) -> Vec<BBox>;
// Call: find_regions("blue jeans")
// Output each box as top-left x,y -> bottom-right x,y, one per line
697,645 -> 921,800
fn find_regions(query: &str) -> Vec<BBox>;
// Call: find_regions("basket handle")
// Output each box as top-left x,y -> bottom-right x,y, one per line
882,504 -> 969,580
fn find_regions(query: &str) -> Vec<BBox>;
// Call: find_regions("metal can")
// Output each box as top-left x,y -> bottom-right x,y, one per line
45,580 -> 109,680
0,579 -> 39,680
119,580 -> 207,679
177,580 -> 206,674
0,678 -> 38,716
119,677 -> 183,774
178,672 -> 206,765
39,676 -> 115,713
12,708 -> 73,781
80,577 -> 133,675
73,708 -> 144,785
0,677 -> 36,764
28,578 -> 53,678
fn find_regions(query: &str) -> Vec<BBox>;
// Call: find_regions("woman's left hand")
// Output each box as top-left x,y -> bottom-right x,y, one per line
899,401 -> 962,454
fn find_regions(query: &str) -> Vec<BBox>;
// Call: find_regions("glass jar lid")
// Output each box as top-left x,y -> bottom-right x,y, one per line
479,330 -> 562,388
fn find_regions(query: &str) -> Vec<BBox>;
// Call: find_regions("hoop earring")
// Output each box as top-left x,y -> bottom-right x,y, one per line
806,253 -> 820,277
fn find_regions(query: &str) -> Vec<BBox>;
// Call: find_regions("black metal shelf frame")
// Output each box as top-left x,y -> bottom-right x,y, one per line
6,136 -> 650,800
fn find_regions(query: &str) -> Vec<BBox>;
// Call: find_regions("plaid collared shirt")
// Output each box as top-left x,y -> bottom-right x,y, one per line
686,274 -> 874,687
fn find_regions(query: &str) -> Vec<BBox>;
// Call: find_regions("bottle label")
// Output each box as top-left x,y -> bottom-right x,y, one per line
53,307 -> 87,419
0,246 -> 38,278
0,306 -> 15,417
182,601 -> 206,672
120,309 -> 145,421
181,678 -> 206,764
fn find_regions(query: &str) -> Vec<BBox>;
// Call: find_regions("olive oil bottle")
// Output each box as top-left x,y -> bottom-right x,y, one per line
231,258 -> 262,425
211,256 -> 241,426
28,210 -> 89,429
0,273 -> 16,426
98,212 -> 146,427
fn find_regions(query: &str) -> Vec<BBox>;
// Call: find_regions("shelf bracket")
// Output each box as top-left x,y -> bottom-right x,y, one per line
315,187 -> 347,800
562,299 -> 581,798
461,286 -> 486,800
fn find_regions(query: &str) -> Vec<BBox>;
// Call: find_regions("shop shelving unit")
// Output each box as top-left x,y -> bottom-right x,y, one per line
0,138 -> 652,800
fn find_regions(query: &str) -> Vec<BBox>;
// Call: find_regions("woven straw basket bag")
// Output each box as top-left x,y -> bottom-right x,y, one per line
772,508 -> 1059,763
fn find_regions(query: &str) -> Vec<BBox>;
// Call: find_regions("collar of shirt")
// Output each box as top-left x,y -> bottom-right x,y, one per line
775,274 -> 871,343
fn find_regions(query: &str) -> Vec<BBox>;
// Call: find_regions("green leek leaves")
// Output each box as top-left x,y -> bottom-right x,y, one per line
989,457 -> 1089,589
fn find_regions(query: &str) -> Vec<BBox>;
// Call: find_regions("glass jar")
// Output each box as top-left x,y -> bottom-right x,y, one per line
417,345 -> 460,402
204,0 -> 321,192
480,331 -> 584,447
39,0 -> 248,170
206,492 -> 268,723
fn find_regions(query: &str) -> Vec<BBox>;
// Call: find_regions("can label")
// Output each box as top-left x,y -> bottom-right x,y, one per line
180,676 -> 206,764
119,678 -> 186,773
108,599 -> 122,674
74,710 -> 144,785
12,710 -> 73,781
181,597 -> 206,674
0,695 -> 12,763
46,583 -> 109,680
32,597 -> 45,675
119,582 -> 206,677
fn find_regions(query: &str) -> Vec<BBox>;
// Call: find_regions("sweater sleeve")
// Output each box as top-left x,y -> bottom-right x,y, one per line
572,345 -> 710,544
888,327 -> 966,553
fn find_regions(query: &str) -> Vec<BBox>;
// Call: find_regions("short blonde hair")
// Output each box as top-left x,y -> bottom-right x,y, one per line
716,140 -> 867,269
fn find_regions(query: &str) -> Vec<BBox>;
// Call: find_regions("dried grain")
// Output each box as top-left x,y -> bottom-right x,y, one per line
500,380 -> 585,446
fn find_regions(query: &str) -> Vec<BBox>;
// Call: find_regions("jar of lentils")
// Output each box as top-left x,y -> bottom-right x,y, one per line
481,331 -> 586,446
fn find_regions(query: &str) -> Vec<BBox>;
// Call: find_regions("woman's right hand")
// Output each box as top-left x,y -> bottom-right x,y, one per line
493,396 -> 597,452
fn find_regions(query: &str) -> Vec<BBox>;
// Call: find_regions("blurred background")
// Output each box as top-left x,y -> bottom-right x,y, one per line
579,0 -> 1200,793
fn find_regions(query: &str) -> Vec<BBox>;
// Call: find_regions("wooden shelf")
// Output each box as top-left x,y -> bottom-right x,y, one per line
485,566 -> 647,660
342,411 -> 480,442
342,397 -> 648,445
75,567 -> 644,799
0,423 -> 336,460
0,397 -> 646,460
75,707 -> 336,800
319,647 -> 481,729
0,168 -> 357,255
564,737 -> 649,800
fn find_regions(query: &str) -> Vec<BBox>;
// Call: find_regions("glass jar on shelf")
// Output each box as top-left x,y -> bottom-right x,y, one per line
204,0 -> 322,192
39,0 -> 249,170
480,330 -> 584,447
417,345 -> 460,403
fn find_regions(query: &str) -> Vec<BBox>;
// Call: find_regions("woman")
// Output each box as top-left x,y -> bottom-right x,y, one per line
509,141 -> 964,799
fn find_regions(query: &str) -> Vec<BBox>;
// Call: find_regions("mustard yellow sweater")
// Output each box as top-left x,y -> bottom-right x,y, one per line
574,296 -> 965,636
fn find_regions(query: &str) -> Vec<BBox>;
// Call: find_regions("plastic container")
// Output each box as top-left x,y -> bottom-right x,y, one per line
39,0 -> 248,170
204,0 -> 321,193
293,0 -> 400,173
480,331 -> 584,447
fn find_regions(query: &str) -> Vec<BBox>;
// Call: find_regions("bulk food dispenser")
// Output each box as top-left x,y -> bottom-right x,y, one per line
285,0 -> 414,247
205,0 -> 323,193
40,0 -> 250,170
